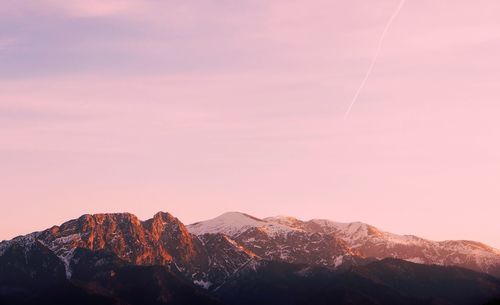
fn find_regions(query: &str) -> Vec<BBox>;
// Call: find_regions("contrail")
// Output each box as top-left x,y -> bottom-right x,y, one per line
344,0 -> 406,119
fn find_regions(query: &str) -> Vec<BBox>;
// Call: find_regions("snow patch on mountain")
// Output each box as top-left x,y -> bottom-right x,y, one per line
194,279 -> 212,289
188,212 -> 500,275
333,255 -> 344,267
3,211 -> 500,279
188,212 -> 265,236
405,257 -> 426,264
0,234 -> 39,257
188,212 -> 303,237
0,241 -> 10,256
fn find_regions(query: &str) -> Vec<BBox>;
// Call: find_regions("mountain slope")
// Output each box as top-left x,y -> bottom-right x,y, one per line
0,245 -> 222,305
0,212 -> 256,288
187,212 -> 500,276
215,259 -> 500,305
1,211 -> 500,305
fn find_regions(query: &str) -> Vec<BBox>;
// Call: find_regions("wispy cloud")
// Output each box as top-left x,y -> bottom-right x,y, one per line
2,0 -> 500,248
59,0 -> 146,17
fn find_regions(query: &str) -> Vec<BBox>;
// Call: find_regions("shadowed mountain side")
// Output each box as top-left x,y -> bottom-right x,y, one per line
215,259 -> 500,305
1,247 -> 222,305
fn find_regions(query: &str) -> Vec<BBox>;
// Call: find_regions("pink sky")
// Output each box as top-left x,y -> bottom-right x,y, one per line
1,0 -> 500,248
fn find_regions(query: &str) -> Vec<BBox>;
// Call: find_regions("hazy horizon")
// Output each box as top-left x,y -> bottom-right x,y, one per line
2,0 -> 500,248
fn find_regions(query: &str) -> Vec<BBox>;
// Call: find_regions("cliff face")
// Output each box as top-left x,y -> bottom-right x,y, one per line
33,212 -> 211,279
26,212 -> 256,286
143,212 -> 206,267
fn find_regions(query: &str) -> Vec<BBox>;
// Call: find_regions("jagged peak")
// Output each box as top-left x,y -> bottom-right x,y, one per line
153,211 -> 175,220
146,211 -> 192,241
78,212 -> 136,220
59,212 -> 183,230
3,210 -> 500,279
67,212 -> 142,228
148,211 -> 181,227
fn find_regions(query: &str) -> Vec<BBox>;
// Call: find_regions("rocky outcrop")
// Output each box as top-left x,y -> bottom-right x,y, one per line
0,212 -> 255,287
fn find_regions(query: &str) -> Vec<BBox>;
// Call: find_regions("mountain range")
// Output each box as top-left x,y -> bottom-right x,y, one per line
1,211 -> 500,305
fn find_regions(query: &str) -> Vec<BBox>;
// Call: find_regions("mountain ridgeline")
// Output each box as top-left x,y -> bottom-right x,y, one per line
1,211 -> 500,305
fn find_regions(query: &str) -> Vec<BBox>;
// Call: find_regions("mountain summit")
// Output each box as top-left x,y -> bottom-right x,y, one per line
188,212 -> 500,276
1,211 -> 500,305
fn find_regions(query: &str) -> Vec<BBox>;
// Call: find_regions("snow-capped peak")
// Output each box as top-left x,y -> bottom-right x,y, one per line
187,212 -> 500,276
188,212 -> 266,236
187,212 -> 305,237
3,211 -> 500,279
307,219 -> 428,246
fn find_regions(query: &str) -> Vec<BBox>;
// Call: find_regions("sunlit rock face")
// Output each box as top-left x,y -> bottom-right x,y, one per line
35,212 -> 204,267
15,212 -> 255,286
1,210 -> 500,291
